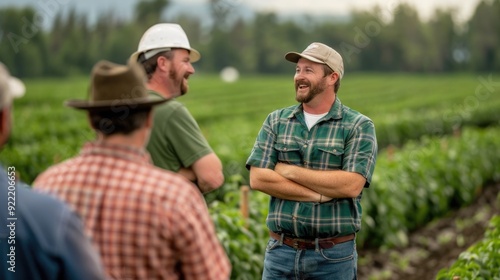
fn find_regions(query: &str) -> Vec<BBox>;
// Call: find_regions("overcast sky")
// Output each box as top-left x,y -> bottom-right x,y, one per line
189,0 -> 481,22
0,0 -> 481,25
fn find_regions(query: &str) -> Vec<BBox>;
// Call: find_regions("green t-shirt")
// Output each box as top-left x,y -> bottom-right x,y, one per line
147,91 -> 213,172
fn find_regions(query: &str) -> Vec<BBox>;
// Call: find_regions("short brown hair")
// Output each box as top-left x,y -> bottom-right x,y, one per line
322,64 -> 341,93
89,108 -> 151,135
141,51 -> 173,80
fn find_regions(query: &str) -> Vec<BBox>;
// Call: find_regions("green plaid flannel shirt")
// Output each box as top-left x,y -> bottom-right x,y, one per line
246,98 -> 377,238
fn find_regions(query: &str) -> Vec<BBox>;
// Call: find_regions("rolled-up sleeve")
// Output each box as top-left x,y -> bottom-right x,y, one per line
343,118 -> 378,186
246,114 -> 278,170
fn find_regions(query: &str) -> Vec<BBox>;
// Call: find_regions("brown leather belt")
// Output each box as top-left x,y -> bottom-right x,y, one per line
269,231 -> 355,250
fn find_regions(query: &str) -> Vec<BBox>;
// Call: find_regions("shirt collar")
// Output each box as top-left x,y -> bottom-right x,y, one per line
289,97 -> 343,120
148,90 -> 174,101
81,141 -> 152,164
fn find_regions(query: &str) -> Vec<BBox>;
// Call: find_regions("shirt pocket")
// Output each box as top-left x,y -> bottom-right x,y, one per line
316,145 -> 344,169
275,142 -> 302,164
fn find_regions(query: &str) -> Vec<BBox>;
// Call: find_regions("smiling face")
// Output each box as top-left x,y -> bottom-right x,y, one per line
294,58 -> 329,104
167,48 -> 195,97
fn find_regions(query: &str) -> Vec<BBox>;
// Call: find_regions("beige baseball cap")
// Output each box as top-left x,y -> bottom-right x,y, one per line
285,42 -> 344,79
0,62 -> 25,109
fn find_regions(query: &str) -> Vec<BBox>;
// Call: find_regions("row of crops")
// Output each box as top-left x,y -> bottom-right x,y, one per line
437,215 -> 500,280
208,126 -> 500,279
4,73 -> 500,279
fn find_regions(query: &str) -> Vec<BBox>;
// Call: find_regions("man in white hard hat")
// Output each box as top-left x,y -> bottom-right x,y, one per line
130,23 -> 224,194
0,62 -> 106,280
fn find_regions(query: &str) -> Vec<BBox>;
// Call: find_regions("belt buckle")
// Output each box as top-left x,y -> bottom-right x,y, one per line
293,240 -> 299,249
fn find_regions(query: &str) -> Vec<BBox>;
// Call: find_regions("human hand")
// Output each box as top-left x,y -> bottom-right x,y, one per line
274,162 -> 294,179
320,194 -> 334,203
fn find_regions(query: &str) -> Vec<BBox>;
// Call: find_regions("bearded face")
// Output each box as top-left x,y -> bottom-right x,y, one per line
293,58 -> 331,104
295,75 -> 327,103
167,49 -> 194,97
169,67 -> 189,96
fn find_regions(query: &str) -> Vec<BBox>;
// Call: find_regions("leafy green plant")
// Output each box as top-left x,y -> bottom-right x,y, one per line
437,215 -> 500,280
207,127 -> 500,278
208,179 -> 268,279
4,74 -> 500,278
359,127 -> 500,248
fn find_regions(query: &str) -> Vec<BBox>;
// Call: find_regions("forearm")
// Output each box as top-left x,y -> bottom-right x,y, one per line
249,167 -> 321,202
178,166 -> 223,194
178,167 -> 197,182
191,153 -> 225,193
275,163 -> 365,198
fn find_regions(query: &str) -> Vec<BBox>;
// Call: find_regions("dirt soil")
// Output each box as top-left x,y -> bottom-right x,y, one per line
357,182 -> 500,280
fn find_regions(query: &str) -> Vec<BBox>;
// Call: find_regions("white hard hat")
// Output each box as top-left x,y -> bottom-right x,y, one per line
131,23 -> 200,63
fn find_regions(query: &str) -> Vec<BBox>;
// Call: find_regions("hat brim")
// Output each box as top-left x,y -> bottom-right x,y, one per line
130,48 -> 201,63
189,48 -> 201,63
285,52 -> 325,65
129,51 -> 141,64
65,96 -> 168,111
8,77 -> 25,98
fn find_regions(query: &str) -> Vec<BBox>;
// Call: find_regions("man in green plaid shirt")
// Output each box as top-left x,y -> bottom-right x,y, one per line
246,42 -> 377,280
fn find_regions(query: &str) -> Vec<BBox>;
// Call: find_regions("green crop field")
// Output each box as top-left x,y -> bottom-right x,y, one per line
4,73 -> 500,279
8,73 -> 500,184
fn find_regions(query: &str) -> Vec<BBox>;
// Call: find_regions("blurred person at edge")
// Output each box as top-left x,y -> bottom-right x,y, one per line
34,60 -> 231,279
246,42 -> 378,279
130,23 -> 224,194
0,62 -> 106,280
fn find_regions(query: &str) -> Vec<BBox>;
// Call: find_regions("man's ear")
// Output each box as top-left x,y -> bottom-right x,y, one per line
146,109 -> 153,129
86,112 -> 97,130
156,55 -> 170,72
328,72 -> 339,86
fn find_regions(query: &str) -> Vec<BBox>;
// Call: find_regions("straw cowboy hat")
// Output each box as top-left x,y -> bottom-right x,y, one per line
66,60 -> 167,110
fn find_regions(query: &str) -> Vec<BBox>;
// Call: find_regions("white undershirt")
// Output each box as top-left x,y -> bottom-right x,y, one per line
304,111 -> 327,130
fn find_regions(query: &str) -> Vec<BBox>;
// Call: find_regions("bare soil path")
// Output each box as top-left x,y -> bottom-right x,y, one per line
357,183 -> 500,280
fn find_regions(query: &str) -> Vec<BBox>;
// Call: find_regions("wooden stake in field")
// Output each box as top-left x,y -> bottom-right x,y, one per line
240,185 -> 250,227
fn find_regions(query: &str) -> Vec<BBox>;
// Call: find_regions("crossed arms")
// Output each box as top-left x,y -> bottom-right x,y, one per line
249,163 -> 366,202
178,152 -> 224,194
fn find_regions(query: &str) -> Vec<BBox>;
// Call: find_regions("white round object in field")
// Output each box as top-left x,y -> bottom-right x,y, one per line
220,66 -> 239,83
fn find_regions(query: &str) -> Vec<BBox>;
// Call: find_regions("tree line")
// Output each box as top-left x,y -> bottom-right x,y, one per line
1,0 -> 499,78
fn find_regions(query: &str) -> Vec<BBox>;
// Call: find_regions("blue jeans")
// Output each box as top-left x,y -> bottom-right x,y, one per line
262,236 -> 358,280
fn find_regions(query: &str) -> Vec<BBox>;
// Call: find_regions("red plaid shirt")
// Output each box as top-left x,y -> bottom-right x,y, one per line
34,141 -> 231,280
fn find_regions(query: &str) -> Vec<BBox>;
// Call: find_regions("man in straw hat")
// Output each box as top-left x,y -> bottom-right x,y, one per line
0,62 -> 106,280
34,60 -> 231,279
246,42 -> 378,279
130,23 -> 224,194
